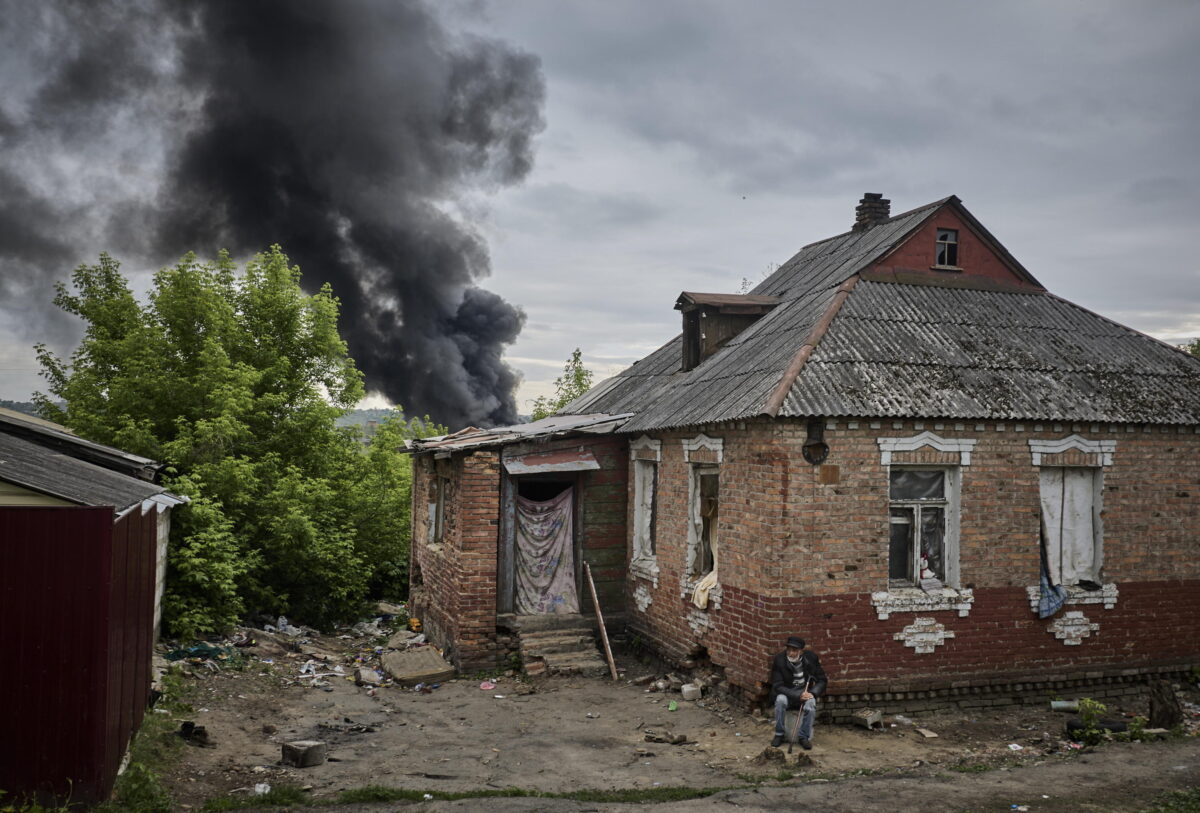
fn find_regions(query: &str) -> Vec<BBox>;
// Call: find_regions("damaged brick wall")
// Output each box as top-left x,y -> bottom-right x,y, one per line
625,417 -> 1200,706
410,435 -> 629,671
410,450 -> 502,672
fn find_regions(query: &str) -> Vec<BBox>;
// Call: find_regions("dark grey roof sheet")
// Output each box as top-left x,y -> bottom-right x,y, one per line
751,199 -> 946,299
780,282 -> 1200,422
0,408 -> 160,480
0,431 -> 171,510
406,412 -> 633,454
566,196 -> 1200,427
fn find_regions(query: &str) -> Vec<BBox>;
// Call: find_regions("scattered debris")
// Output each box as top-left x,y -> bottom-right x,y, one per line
178,721 -> 212,747
1150,680 -> 1184,729
380,646 -> 455,686
354,667 -> 382,686
916,728 -> 939,739
852,708 -> 884,730
282,740 -> 327,768
644,728 -> 691,745
681,683 -> 702,701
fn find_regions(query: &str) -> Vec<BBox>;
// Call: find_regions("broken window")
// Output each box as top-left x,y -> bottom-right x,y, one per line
632,459 -> 658,562
428,460 -> 450,545
1038,467 -> 1103,587
935,228 -> 959,268
689,465 -> 719,577
889,468 -> 957,589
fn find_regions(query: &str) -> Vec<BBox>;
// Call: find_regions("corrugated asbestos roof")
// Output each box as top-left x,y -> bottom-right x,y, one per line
780,282 -> 1200,422
406,412 -> 633,454
0,431 -> 173,511
564,196 -> 1200,427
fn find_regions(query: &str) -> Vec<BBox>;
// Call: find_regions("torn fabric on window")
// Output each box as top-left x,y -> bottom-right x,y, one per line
1039,467 -> 1102,586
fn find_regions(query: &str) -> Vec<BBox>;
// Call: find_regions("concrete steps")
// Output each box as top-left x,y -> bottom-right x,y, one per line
514,614 -> 608,677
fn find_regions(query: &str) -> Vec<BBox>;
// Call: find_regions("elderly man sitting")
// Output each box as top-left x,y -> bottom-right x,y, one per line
768,635 -> 827,750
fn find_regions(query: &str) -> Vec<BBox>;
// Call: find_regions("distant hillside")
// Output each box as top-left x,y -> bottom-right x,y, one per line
335,408 -> 403,429
0,400 -> 41,418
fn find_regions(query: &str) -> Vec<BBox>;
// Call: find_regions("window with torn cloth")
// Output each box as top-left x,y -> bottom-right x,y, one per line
687,465 -> 720,608
1038,467 -> 1103,588
889,467 -> 959,590
632,459 -> 658,562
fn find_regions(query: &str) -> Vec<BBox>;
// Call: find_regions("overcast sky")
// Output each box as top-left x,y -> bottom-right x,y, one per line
2,1 -> 1199,416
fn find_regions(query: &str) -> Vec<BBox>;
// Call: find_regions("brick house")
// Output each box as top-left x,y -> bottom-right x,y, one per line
408,194 -> 1200,713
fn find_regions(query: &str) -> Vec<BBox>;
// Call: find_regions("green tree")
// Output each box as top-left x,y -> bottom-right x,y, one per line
35,247 -> 425,636
1186,338 -> 1200,358
529,348 -> 594,420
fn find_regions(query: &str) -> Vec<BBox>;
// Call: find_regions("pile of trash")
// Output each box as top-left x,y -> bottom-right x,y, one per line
631,670 -> 724,703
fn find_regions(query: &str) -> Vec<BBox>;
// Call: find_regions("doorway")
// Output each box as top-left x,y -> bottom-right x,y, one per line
502,474 -> 580,615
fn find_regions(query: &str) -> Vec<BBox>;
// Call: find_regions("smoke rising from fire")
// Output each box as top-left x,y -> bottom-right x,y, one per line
0,1 -> 544,428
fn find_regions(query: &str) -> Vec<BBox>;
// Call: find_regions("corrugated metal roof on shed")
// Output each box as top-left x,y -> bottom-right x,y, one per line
0,432 -> 170,511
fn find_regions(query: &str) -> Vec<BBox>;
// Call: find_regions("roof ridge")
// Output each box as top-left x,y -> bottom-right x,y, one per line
761,275 -> 861,416
795,197 -> 951,251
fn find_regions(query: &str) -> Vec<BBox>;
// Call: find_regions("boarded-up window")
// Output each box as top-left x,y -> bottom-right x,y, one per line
632,459 -> 658,561
1039,467 -> 1103,586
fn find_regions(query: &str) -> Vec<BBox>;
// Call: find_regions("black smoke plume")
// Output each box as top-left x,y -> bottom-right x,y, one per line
0,1 -> 543,428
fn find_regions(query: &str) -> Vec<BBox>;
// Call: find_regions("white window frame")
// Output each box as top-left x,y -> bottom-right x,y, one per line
631,459 -> 659,579
887,465 -> 961,590
687,464 -> 719,578
934,228 -> 959,268
629,436 -> 661,583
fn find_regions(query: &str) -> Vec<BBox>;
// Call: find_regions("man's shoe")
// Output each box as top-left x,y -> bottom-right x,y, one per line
770,734 -> 784,748
799,738 -> 812,750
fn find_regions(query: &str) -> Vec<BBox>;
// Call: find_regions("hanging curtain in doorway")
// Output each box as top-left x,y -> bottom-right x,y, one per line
514,487 -> 579,615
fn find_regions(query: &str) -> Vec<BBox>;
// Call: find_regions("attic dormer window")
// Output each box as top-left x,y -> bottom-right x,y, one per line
675,292 -> 781,371
934,228 -> 959,269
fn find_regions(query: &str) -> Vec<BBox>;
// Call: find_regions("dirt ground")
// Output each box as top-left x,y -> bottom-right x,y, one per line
156,625 -> 1200,812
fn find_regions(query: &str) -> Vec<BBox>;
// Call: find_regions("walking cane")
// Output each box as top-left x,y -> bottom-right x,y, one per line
788,679 -> 812,754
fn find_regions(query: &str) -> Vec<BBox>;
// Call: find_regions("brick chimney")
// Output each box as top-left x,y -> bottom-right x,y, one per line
852,193 -> 890,232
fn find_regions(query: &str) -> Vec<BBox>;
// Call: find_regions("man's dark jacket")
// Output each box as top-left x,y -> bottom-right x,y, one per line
769,650 -> 828,698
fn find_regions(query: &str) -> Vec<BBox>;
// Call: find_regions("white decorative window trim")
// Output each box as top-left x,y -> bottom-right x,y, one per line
633,583 -> 653,613
629,556 -> 660,588
1028,435 -> 1116,466
682,433 -> 723,463
679,574 -> 722,610
877,432 -> 977,466
871,587 -> 974,620
1048,610 -> 1100,645
687,608 -> 714,636
1024,582 -> 1118,613
630,434 -> 662,460
893,616 -> 955,654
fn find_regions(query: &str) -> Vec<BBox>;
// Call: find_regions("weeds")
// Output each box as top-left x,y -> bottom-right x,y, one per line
0,790 -> 72,813
96,668 -> 191,813
203,785 -> 310,811
201,783 -> 741,810
1141,787 -> 1200,813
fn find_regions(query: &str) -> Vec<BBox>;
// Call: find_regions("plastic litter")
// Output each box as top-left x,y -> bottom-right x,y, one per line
668,700 -> 678,712
1007,743 -> 1024,751
586,712 -> 599,719
276,616 -> 304,636
254,783 -> 270,795
479,681 -> 496,690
